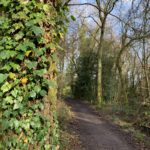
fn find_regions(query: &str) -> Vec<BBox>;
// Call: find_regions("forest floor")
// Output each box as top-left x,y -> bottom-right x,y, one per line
65,98 -> 149,150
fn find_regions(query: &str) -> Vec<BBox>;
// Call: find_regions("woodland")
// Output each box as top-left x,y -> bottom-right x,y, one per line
0,0 -> 150,149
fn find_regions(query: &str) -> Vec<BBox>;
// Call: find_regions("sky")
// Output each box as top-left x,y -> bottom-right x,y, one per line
68,0 -> 133,37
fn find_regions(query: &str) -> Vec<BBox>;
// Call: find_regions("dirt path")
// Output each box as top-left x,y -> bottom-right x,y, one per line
66,99 -> 136,150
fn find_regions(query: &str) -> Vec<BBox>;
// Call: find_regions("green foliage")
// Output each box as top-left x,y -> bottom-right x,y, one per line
102,41 -> 117,101
72,39 -> 117,103
56,100 -> 72,150
73,52 -> 97,102
57,100 -> 72,127
0,0 -> 68,149
135,99 -> 150,132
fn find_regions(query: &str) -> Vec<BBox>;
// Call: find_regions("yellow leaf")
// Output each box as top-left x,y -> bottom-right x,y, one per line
9,72 -> 16,79
51,48 -> 56,53
59,32 -> 64,39
24,138 -> 28,143
21,77 -> 28,84
25,50 -> 32,57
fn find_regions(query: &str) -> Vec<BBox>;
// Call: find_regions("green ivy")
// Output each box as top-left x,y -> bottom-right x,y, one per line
0,0 -> 68,149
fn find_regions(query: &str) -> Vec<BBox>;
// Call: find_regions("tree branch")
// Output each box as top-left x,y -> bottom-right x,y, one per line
68,3 -> 99,10
84,15 -> 101,28
68,1 -> 139,32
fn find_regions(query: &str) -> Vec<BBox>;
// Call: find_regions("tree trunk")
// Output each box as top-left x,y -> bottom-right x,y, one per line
97,58 -> 103,105
117,64 -> 128,105
96,18 -> 106,105
116,47 -> 128,105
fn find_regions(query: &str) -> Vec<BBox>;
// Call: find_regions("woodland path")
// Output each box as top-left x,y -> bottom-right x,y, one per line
66,99 -> 136,150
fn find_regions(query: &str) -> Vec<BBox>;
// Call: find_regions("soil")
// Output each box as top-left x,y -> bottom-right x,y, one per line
65,98 -> 140,150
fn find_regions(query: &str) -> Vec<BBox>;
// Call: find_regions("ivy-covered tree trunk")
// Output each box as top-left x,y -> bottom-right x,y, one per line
97,58 -> 103,105
0,0 -> 68,149
96,18 -> 106,106
116,47 -> 128,105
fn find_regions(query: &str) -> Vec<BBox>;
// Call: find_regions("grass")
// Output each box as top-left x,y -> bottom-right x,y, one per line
90,101 -> 150,149
57,100 -> 73,129
56,100 -> 72,150
56,100 -> 80,150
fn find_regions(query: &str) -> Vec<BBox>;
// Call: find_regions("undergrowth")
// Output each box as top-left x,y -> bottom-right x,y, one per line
56,100 -> 73,150
95,101 -> 150,149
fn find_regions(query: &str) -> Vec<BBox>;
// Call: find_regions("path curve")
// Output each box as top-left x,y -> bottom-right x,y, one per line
67,99 -> 136,150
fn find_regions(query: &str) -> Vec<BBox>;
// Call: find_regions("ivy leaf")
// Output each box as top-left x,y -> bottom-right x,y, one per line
71,15 -> 76,21
17,96 -> 23,102
34,85 -> 41,93
0,73 -> 8,84
45,145 -> 51,150
47,80 -> 56,87
43,4 -> 49,12
4,96 -> 13,104
43,79 -> 56,88
13,119 -> 20,128
23,122 -> 30,131
0,92 -> 2,97
16,53 -> 24,60
0,0 -> 10,6
14,32 -> 24,41
16,43 -> 27,51
31,116 -> 41,128
36,48 -> 45,56
51,53 -> 58,62
0,46 -> 4,50
13,22 -> 24,30
9,72 -> 16,79
31,26 -> 44,36
49,43 -> 56,49
2,62 -> 20,71
13,102 -> 20,110
13,101 -> 20,110
1,64 -> 11,71
39,103 -> 44,110
17,11 -> 28,19
3,110 -> 11,118
41,56 -> 47,62
1,82 -> 12,93
0,50 -> 17,59
25,40 -> 35,49
25,50 -> 32,57
25,60 -> 37,69
40,90 -> 47,97
9,62 -> 20,71
33,69 -> 47,77
16,41 -> 35,51
29,91 -> 36,98
59,32 -> 64,39
11,89 -> 18,98
1,119 -> 9,130
25,20 -> 35,27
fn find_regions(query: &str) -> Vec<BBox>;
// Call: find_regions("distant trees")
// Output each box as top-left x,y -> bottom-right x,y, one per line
64,0 -> 150,130
69,0 -> 119,105
115,0 -> 150,105
73,52 -> 97,101
115,0 -> 150,128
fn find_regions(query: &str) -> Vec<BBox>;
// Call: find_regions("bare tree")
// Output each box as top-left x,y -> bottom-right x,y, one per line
69,0 -> 119,105
116,0 -> 150,104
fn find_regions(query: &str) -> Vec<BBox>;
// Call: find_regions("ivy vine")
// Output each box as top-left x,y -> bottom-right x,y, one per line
0,0 -> 68,149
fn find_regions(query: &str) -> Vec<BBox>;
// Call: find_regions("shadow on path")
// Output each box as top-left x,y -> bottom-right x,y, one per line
66,98 -> 136,150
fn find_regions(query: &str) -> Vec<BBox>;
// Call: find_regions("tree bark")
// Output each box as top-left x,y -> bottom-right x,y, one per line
96,17 -> 106,105
116,47 -> 128,104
